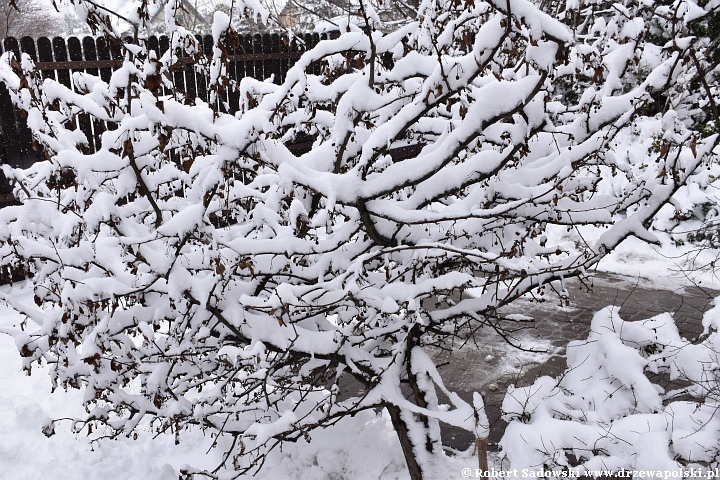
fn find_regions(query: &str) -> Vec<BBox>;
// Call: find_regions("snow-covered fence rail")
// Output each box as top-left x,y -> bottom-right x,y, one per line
0,32 -> 413,206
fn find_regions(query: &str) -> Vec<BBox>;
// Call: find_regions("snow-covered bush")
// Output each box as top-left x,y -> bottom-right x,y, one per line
0,0 -> 718,478
635,4 -> 720,252
501,304 -> 720,474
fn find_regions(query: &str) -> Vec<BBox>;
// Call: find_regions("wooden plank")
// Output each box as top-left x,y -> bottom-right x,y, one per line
95,37 -> 113,83
288,35 -> 303,73
68,36 -> 95,153
67,37 -> 84,69
145,36 -> 163,96
51,36 -> 77,145
291,35 -> 313,150
158,35 -> 170,56
0,82 -> 25,169
4,37 -> 39,169
315,33 -> 325,76
18,37 -> 43,168
109,38 -> 123,132
96,37 -> 117,132
146,36 -> 160,91
253,34 -> 263,81
147,35 -> 160,58
303,33 -> 316,75
262,33 -> 272,82
242,34 -> 255,82
2,37 -> 20,60
172,41 -> 187,100
52,37 -> 72,89
286,141 -> 425,162
226,33 -> 241,114
158,35 -> 171,96
109,38 -> 123,62
34,58 -> 122,70
36,37 -> 55,82
265,33 -> 282,84
208,33 -> 228,112
201,34 -> 213,104
227,51 -> 302,61
157,35 -> 178,164
302,33 -> 313,52
389,143 -> 425,161
82,37 -> 99,77
279,34 -> 290,84
20,36 -> 38,62
180,35 -> 198,105
83,36 -> 105,151
0,39 -> 9,194
185,35 -> 201,104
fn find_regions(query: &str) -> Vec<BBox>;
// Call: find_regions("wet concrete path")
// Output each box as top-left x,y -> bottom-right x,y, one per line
433,272 -> 719,452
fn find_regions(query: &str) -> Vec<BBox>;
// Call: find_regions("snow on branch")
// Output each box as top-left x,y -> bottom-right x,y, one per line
502,305 -> 720,473
0,0 -> 718,478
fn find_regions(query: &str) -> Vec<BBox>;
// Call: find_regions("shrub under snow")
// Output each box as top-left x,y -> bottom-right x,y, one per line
502,304 -> 720,474
0,0 -> 718,478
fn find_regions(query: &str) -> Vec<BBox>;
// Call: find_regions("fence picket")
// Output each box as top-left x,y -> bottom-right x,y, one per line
95,37 -> 112,83
2,37 -> 40,169
158,36 -> 171,96
172,42 -> 187,100
68,36 -> 96,153
18,37 -> 44,167
0,40 -> 13,201
0,74 -> 25,170
81,37 -> 106,151
147,35 -> 160,58
253,34 -> 263,81
201,35 -> 214,105
226,33 -> 240,113
265,33 -> 281,84
36,39 -> 54,88
240,34 -> 254,82
3,37 -> 20,60
279,34 -> 289,84
20,37 -> 38,61
182,37 -> 198,105
82,36 -> 99,77
52,37 -> 72,89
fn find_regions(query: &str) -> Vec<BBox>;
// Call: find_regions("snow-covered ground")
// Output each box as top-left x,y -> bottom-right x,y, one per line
549,223 -> 720,291
0,287 -> 223,480
0,233 -> 717,479
0,286 -> 478,479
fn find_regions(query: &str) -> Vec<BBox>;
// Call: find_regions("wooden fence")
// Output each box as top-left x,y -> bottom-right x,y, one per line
0,32 -> 318,203
0,33 -> 418,205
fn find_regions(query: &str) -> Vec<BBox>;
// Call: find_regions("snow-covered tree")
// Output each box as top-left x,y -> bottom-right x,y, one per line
0,0 -> 718,479
0,0 -> 62,38
501,304 -> 720,474
264,0 -> 417,33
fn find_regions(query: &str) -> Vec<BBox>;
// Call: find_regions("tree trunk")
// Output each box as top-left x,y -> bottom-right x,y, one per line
385,325 -> 444,480
476,436 -> 489,475
385,402 -> 426,480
